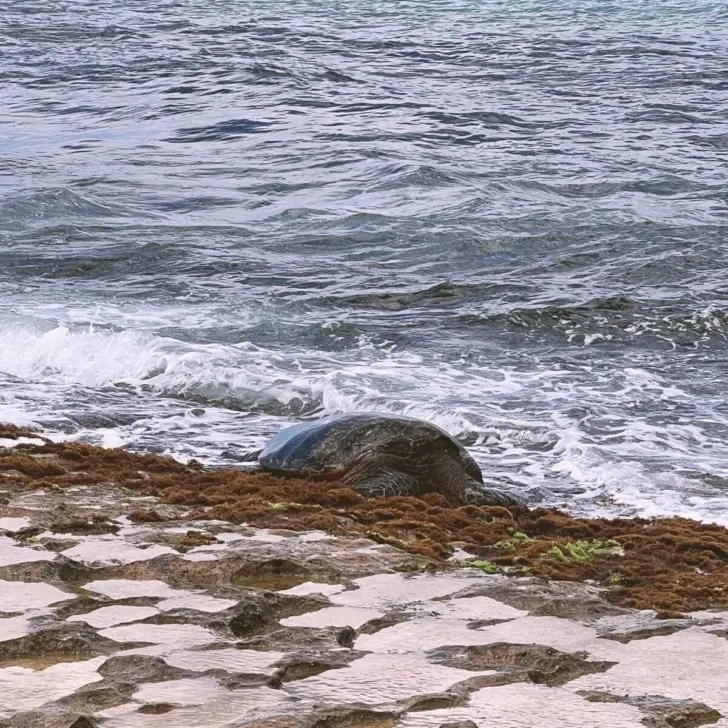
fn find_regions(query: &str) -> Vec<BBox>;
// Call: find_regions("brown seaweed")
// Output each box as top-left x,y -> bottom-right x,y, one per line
2,436 -> 727,614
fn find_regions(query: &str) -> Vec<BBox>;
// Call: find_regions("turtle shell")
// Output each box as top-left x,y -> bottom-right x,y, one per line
258,412 -> 482,481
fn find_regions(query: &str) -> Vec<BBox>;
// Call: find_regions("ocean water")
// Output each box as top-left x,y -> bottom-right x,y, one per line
1,0 -> 727,522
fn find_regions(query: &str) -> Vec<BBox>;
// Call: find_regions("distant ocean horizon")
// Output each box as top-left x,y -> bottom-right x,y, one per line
1,0 -> 727,522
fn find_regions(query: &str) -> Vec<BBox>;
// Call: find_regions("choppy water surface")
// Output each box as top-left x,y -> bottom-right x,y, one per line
1,0 -> 727,521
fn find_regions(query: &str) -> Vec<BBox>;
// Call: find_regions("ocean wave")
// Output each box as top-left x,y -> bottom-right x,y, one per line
458,299 -> 728,351
0,188 -> 159,231
0,319 -> 535,434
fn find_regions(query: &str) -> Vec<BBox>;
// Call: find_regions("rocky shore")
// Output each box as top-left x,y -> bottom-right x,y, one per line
2,423 -> 728,727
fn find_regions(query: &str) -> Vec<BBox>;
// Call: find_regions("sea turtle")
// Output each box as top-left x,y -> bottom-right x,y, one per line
246,413 -> 525,507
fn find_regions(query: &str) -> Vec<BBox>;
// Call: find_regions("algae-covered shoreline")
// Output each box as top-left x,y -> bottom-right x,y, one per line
2,422 -> 727,616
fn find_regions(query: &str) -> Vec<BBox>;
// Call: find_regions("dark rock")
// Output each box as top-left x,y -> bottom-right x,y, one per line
98,655 -> 190,683
449,577 -> 628,622
215,671 -> 282,690
52,597 -> 108,621
137,703 -> 175,714
336,625 -> 356,647
0,554 -> 90,586
404,692 -> 464,711
0,622 -> 134,661
40,539 -> 82,553
229,557 -> 321,590
0,559 -> 64,584
83,553 -> 340,607
144,528 -> 220,553
357,613 -> 409,635
307,705 -> 398,728
54,595 -> 161,621
596,615 -> 695,643
438,722 -> 478,728
228,704 -> 398,728
236,719 -> 306,728
49,517 -> 120,536
580,691 -> 722,728
273,649 -> 363,682
226,593 -> 306,637
12,526 -> 44,541
136,590 -> 328,639
54,684 -> 131,712
236,625 -> 358,652
3,712 -> 99,728
428,642 -> 615,686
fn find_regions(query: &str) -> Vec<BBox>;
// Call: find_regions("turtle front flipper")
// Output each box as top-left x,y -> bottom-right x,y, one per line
461,485 -> 527,508
342,457 -> 420,498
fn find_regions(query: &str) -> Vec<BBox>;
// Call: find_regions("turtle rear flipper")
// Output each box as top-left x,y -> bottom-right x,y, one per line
238,448 -> 264,473
240,448 -> 263,462
342,458 -> 420,498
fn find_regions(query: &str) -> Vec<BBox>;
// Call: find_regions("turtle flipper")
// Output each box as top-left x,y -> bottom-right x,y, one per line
240,449 -> 263,462
460,485 -> 526,508
342,460 -> 420,498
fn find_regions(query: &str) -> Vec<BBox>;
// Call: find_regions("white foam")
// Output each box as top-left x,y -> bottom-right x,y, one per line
0,324 -> 172,388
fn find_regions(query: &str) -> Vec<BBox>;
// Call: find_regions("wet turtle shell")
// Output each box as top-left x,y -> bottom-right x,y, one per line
258,412 -> 482,482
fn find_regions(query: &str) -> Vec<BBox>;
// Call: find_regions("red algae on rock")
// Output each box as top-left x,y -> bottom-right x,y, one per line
1,435 -> 728,614
0,424 -> 46,440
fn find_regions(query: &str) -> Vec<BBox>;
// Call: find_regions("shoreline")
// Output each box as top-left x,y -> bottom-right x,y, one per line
2,423 -> 727,615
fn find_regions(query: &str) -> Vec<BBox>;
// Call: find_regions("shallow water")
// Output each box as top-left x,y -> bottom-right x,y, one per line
0,580 -> 72,612
397,682 -> 646,728
280,605 -> 384,629
0,535 -> 56,567
356,613 -> 625,661
284,651 -> 480,705
0,657 -> 105,718
1,1 -> 727,521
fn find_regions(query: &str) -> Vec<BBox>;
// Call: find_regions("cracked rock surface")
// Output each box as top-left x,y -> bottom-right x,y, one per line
1,478 -> 728,727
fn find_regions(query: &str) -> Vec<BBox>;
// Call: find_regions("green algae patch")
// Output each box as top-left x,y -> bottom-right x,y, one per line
542,539 -> 622,564
267,501 -> 294,512
471,560 -> 503,575
495,530 -> 533,552
604,571 -> 624,591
